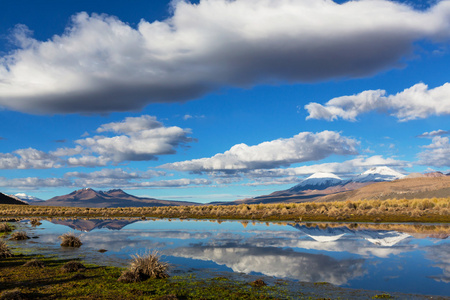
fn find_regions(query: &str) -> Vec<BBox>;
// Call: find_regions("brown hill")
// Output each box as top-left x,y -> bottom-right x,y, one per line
0,192 -> 28,205
37,188 -> 198,208
318,176 -> 450,202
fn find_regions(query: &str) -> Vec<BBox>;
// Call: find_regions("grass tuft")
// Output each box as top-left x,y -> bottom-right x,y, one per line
0,222 -> 12,232
117,270 -> 144,283
58,232 -> 82,247
0,240 -> 13,258
30,219 -> 42,227
22,259 -> 44,268
8,231 -> 29,240
61,260 -> 86,273
119,250 -> 169,283
249,279 -> 267,287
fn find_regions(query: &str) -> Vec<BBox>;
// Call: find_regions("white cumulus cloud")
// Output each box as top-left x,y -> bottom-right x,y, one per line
417,129 -> 450,138
418,136 -> 450,167
0,115 -> 193,169
75,115 -> 193,162
161,131 -> 358,172
305,82 -> 450,122
0,148 -> 61,169
1,0 -> 450,114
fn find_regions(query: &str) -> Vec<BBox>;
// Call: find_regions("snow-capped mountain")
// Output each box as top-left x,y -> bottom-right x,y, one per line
13,193 -> 43,203
351,166 -> 405,183
288,172 -> 344,192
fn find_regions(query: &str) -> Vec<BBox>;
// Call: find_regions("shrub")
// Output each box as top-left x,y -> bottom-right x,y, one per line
249,279 -> 267,287
9,231 -> 30,241
119,251 -> 169,283
59,232 -> 82,247
23,259 -> 44,268
61,261 -> 86,273
0,223 -> 12,233
0,240 -> 13,258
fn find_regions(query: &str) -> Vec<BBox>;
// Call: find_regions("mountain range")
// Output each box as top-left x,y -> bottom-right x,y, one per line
34,188 -> 198,208
2,167 -> 449,207
231,166 -> 449,205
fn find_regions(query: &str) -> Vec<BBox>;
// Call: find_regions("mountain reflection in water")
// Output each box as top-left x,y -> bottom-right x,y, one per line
19,218 -> 450,296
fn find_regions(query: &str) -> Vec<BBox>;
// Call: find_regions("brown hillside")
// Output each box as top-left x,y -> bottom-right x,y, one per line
0,193 -> 28,205
319,176 -> 450,202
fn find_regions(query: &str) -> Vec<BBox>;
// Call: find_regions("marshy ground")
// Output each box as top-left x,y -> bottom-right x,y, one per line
1,197 -> 449,223
1,252 -> 446,300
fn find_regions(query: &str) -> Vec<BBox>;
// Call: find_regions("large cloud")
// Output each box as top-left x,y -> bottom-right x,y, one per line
1,0 -> 450,113
305,82 -> 450,121
161,131 -> 359,173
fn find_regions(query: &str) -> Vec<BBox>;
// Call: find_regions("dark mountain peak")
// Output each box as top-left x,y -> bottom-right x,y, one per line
0,192 -> 29,205
38,188 -> 197,208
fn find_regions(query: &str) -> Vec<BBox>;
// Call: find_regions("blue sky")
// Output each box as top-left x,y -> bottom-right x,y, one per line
0,0 -> 449,202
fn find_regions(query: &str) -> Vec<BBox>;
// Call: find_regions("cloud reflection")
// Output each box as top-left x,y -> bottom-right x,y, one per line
169,244 -> 366,285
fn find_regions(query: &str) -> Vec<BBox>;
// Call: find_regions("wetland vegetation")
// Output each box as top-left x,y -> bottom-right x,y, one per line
1,198 -> 449,299
1,197 -> 449,223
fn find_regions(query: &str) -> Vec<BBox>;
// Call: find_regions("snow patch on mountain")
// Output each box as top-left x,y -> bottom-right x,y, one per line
14,193 -> 43,203
352,166 -> 405,183
289,172 -> 343,192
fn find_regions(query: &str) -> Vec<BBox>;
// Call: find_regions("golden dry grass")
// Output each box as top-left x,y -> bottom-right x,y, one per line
0,240 -> 13,258
118,251 -> 169,283
9,231 -> 29,240
0,197 -> 449,223
58,232 -> 82,247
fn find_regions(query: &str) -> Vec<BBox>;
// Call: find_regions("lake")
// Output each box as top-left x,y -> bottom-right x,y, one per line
9,218 -> 450,297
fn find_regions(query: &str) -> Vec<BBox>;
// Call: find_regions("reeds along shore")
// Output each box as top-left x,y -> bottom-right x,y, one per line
0,197 -> 449,222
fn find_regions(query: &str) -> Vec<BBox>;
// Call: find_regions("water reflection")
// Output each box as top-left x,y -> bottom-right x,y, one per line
11,218 -> 450,296
290,224 -> 411,246
169,244 -> 366,285
51,219 -> 138,231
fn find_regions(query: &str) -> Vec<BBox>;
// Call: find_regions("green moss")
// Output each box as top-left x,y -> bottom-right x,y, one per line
0,254 -> 291,299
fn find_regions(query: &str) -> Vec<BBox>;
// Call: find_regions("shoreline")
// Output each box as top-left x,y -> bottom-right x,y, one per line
1,197 -> 449,223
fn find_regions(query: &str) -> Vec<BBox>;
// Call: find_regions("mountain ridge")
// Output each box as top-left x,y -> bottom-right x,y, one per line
229,166 -> 448,205
36,188 -> 198,208
0,192 -> 29,205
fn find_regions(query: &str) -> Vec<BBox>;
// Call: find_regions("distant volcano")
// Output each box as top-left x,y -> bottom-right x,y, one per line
37,188 -> 197,208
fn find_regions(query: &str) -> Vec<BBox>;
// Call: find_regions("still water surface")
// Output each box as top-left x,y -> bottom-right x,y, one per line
12,219 -> 450,297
